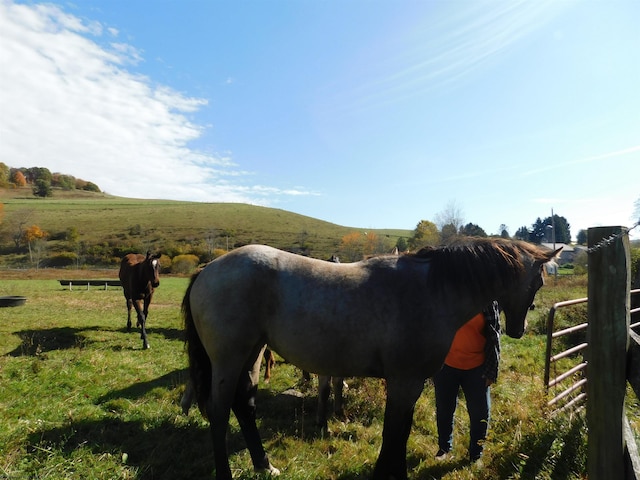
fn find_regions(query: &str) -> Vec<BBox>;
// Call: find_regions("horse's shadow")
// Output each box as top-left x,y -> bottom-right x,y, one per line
5,326 -> 102,357
6,324 -> 185,357
97,368 -> 189,404
27,416 -> 215,480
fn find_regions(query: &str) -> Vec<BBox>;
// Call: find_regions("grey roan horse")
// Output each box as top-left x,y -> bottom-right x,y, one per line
182,238 -> 559,479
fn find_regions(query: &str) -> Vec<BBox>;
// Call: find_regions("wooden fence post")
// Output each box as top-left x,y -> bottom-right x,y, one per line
587,226 -> 631,480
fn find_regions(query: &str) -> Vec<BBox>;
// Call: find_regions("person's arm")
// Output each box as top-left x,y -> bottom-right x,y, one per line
482,301 -> 501,384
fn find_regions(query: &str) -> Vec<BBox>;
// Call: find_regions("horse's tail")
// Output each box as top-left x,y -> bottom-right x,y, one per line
182,270 -> 211,418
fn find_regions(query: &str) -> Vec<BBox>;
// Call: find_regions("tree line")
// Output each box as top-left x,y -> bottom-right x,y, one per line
0,163 -> 101,197
384,201 -> 584,260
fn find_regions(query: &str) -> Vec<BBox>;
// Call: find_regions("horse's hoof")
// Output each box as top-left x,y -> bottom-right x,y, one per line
143,343 -> 150,350
256,464 -> 280,476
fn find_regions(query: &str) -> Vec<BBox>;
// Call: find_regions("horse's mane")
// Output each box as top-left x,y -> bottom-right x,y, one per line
408,237 -> 548,296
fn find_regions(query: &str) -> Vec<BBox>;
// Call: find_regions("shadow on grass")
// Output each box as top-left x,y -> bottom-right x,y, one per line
493,413 -> 587,479
6,324 -> 185,357
6,326 -> 101,357
97,368 -> 189,404
28,417 -> 215,480
25,383 -> 338,480
25,370 -> 494,480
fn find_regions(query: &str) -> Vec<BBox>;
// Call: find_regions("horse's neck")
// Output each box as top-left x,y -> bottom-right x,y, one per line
443,289 -> 496,331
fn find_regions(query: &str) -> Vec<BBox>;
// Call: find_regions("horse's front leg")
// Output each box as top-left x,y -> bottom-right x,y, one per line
372,377 -> 425,480
133,299 -> 149,349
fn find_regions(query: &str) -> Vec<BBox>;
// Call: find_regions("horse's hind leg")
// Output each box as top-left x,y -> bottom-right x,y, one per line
181,380 -> 194,415
263,347 -> 276,382
126,299 -> 133,331
332,377 -> 345,418
232,345 -> 279,475
317,375 -> 331,431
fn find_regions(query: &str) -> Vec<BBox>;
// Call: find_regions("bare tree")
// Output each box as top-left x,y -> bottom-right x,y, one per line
434,200 -> 465,232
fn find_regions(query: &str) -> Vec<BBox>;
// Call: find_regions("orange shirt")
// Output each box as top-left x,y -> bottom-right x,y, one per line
444,312 -> 486,370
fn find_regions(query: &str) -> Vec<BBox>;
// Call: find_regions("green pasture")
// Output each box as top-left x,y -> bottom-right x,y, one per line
0,274 -> 633,479
0,193 -> 411,263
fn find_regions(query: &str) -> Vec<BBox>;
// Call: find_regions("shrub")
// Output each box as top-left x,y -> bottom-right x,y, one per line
212,248 -> 227,259
171,254 -> 199,274
158,254 -> 172,273
46,252 -> 77,267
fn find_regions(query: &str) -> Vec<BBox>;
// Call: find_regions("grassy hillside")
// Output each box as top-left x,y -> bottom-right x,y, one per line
0,187 -> 412,265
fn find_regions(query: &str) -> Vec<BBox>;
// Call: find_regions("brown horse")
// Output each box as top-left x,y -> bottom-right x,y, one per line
119,251 -> 161,350
183,238 -> 559,479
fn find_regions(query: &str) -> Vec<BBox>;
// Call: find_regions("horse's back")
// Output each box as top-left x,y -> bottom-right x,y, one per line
118,254 -> 147,297
120,253 -> 145,270
187,245 -> 430,378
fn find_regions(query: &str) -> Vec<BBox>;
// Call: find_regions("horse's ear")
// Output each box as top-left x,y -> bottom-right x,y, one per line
545,247 -> 563,263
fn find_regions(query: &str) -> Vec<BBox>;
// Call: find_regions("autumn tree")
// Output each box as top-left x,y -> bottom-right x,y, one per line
11,170 -> 26,187
362,232 -> 392,257
339,232 -> 365,262
23,224 -> 48,266
408,220 -> 439,251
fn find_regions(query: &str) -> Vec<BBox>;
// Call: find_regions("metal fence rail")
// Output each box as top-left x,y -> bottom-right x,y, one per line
544,288 -> 640,415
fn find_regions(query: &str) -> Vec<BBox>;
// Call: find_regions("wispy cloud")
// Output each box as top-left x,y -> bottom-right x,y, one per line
0,1 -> 313,204
522,144 -> 640,177
330,0 -> 568,114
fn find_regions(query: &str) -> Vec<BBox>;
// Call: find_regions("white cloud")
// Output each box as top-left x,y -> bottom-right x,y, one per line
0,1 -> 313,205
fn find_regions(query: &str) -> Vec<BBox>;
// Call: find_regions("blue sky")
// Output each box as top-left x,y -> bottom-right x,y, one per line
1,0 -> 639,240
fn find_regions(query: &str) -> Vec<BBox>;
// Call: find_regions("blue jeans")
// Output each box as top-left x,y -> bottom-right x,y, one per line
433,364 -> 491,460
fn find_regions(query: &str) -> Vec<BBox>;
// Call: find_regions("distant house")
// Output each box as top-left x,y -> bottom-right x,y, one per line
540,243 -> 587,265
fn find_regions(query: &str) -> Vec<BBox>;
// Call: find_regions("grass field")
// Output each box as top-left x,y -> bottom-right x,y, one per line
0,271 -> 637,479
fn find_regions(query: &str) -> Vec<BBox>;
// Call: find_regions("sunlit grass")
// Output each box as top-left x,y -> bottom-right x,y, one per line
0,275 -> 603,479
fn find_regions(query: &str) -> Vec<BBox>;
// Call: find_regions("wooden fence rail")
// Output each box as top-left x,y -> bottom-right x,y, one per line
58,279 -> 122,291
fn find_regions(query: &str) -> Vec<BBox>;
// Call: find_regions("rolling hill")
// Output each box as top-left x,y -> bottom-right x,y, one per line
0,187 -> 412,265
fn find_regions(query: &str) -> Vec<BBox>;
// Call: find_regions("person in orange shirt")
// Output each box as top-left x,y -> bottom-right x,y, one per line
433,301 -> 501,462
